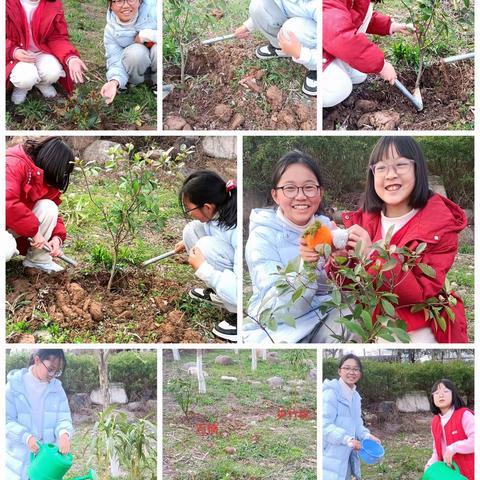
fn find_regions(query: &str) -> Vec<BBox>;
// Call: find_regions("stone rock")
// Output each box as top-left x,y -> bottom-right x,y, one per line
214,104 -> 233,123
181,362 -> 197,371
68,136 -> 100,154
357,110 -> 400,130
69,393 -> 92,412
356,99 -> 378,112
127,401 -> 146,412
72,413 -> 91,424
146,400 -> 157,411
82,140 -> 122,165
224,447 -> 236,454
89,301 -> 103,321
221,376 -> 238,381
34,330 -> 53,342
90,383 -> 128,405
164,115 -> 187,130
267,376 -> 284,389
215,355 -> 234,365
202,137 -> 237,160
230,113 -> 245,130
302,359 -> 315,369
396,391 -> 430,412
377,401 -> 397,415
188,367 -> 209,377
288,379 -> 306,386
16,334 -> 35,343
429,175 -> 447,197
308,368 -> 317,382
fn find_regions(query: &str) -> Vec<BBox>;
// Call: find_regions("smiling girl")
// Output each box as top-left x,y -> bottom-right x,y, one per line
340,136 -> 468,343
6,349 -> 73,480
244,150 -> 347,344
323,354 -> 381,480
425,379 -> 474,480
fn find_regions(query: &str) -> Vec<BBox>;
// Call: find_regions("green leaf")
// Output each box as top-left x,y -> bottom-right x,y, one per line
390,328 -> 411,343
361,310 -> 373,330
410,304 -> 425,313
324,244 -> 332,258
331,288 -> 342,306
418,263 -> 436,278
279,313 -> 296,328
377,330 -> 395,342
334,256 -> 347,266
291,286 -> 306,303
337,320 -> 368,340
445,306 -> 455,321
380,259 -> 397,272
381,299 -> 396,317
415,242 -> 427,255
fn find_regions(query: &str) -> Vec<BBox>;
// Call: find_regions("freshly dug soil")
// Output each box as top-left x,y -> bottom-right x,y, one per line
163,39 -> 316,131
323,61 -> 474,130
6,268 -> 224,344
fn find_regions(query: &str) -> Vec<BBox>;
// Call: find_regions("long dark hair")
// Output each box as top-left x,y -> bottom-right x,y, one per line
180,170 -> 237,230
363,136 -> 432,213
338,353 -> 363,373
269,150 -> 325,214
29,349 -> 67,372
24,137 -> 74,192
430,378 -> 466,414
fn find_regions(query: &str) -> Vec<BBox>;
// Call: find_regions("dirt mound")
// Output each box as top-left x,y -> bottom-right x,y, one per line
164,40 -> 316,130
6,268 -> 219,344
324,61 -> 474,130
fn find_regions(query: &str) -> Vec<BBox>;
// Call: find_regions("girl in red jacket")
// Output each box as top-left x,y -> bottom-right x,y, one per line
322,0 -> 413,107
6,0 -> 87,105
425,379 -> 474,480
323,136 -> 467,343
5,137 -> 74,273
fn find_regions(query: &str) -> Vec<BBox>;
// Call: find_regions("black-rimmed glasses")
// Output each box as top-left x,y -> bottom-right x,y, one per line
274,184 -> 320,199
41,359 -> 63,378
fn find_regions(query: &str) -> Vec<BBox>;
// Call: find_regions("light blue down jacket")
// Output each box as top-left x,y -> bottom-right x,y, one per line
104,0 -> 157,88
244,208 -> 333,343
6,368 -> 74,480
323,378 -> 371,480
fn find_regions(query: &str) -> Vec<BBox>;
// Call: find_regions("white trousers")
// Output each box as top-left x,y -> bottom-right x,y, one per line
323,58 -> 367,108
10,53 -> 65,90
123,43 -> 157,85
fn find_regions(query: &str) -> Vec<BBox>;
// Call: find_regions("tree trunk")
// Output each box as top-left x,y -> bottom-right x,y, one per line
261,350 -> 267,361
251,349 -> 257,371
107,249 -> 118,292
197,350 -> 206,394
97,350 -> 111,407
172,349 -> 181,361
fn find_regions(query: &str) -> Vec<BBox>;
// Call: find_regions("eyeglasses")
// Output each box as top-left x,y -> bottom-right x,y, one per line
182,204 -> 203,217
340,367 -> 361,373
275,184 -> 320,199
370,159 -> 414,176
111,0 -> 138,6
41,359 -> 63,378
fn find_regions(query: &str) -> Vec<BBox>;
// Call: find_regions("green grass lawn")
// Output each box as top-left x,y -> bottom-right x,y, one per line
6,0 -> 156,130
163,349 -> 317,479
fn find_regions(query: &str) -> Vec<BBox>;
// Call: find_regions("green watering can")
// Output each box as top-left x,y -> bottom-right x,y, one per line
422,461 -> 468,480
28,442 -> 97,480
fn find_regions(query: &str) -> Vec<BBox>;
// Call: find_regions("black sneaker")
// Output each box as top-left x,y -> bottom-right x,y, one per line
255,43 -> 288,60
212,314 -> 237,342
189,287 -> 224,307
302,70 -> 317,96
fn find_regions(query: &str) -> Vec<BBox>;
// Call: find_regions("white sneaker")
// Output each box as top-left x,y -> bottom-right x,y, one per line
11,87 -> 29,105
36,83 -> 57,99
255,44 -> 289,60
23,259 -> 64,273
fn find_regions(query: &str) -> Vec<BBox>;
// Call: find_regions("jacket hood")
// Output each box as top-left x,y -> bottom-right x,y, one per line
7,144 -> 36,168
7,367 -> 63,393
323,378 -> 340,393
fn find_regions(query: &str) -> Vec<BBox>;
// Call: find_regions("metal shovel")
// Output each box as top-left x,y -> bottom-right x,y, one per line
201,33 -> 236,46
442,52 -> 474,63
394,79 -> 423,111
142,249 -> 177,267
162,84 -> 174,100
28,238 -> 78,267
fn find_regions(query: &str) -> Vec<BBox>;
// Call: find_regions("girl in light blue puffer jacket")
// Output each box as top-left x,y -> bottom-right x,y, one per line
244,151 -> 348,344
100,0 -> 157,104
6,349 -> 73,480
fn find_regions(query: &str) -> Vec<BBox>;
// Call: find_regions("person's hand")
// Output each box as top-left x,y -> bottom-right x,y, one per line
379,61 -> 397,85
346,225 -> 372,255
27,436 -> 40,453
100,80 -> 119,105
138,29 -> 157,43
14,49 -> 38,63
174,240 -> 186,253
369,434 -> 382,444
300,237 -> 320,263
46,237 -> 63,257
188,246 -> 205,271
58,433 -> 71,454
234,25 -> 250,39
277,30 -> 301,58
68,57 -> 87,83
351,439 -> 361,451
391,22 -> 416,34
30,232 -> 47,250
443,448 -> 454,467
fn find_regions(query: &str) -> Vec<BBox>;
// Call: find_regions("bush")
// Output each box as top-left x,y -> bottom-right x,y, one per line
6,351 -> 157,400
323,359 -> 474,405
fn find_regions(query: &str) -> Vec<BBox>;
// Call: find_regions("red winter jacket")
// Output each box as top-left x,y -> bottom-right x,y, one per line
6,0 -> 80,94
341,194 -> 468,343
432,408 -> 474,480
6,144 -> 67,255
323,0 -> 391,72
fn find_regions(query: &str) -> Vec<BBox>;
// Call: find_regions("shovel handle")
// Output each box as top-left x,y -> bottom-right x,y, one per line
393,80 -> 423,111
27,238 -> 78,267
201,33 -> 236,45
142,249 -> 177,267
442,52 -> 474,63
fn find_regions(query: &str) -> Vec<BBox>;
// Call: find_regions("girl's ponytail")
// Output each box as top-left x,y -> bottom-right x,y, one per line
180,170 -> 237,229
